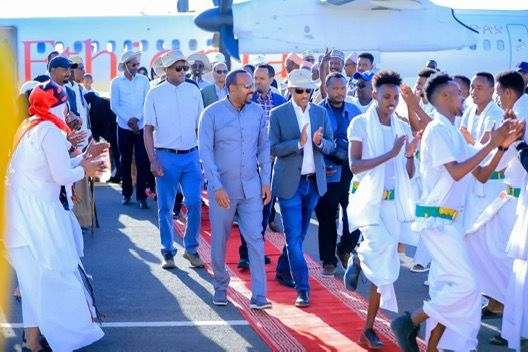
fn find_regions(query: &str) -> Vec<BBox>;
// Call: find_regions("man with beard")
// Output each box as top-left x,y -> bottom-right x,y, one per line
316,72 -> 361,277
236,63 -> 286,270
110,51 -> 151,209
270,69 -> 334,307
201,62 -> 228,107
188,52 -> 211,89
199,69 -> 272,309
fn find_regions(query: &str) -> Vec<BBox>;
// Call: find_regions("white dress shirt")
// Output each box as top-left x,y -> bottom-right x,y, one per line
144,80 -> 204,150
110,73 -> 150,130
292,99 -> 316,174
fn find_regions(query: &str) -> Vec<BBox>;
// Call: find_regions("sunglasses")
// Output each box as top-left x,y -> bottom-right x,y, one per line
128,63 -> 139,68
237,82 -> 255,89
173,66 -> 189,72
294,88 -> 312,94
357,83 -> 367,89
192,63 -> 204,69
215,69 -> 228,75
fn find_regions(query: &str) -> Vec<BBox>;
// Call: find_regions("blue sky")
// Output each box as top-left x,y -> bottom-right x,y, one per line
0,0 -> 525,18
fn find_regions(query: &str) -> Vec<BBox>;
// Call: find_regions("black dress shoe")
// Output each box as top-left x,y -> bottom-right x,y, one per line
237,259 -> 250,270
121,196 -> 131,205
295,290 -> 310,307
138,199 -> 149,209
276,271 -> 295,288
360,328 -> 385,350
264,255 -> 271,264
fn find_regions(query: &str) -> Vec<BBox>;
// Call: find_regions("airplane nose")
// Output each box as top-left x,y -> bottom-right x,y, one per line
194,7 -> 233,32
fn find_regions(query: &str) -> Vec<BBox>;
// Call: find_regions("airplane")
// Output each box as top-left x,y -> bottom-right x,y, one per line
0,0 -> 526,93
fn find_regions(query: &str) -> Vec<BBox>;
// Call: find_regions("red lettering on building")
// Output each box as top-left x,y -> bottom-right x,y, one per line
22,40 -> 55,81
82,39 -> 118,80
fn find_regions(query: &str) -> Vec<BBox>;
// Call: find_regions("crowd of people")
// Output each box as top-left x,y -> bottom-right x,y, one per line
7,46 -> 528,352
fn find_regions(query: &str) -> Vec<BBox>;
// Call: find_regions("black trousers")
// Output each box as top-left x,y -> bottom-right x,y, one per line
315,165 -> 359,266
117,127 -> 149,201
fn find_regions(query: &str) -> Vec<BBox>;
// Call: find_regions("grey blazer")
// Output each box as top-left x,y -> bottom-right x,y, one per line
269,101 -> 334,199
201,84 -> 219,108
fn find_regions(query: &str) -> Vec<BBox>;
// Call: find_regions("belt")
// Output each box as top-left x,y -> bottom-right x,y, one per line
415,205 -> 458,221
507,185 -> 521,198
155,146 -> 197,154
350,181 -> 394,200
489,171 -> 505,180
301,173 -> 316,180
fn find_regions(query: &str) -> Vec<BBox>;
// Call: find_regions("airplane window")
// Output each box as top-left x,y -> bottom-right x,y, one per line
73,41 -> 83,53
36,42 -> 46,54
469,44 -> 477,51
156,40 -> 166,51
124,40 -> 133,52
206,39 -> 213,47
91,41 -> 99,53
141,40 -> 149,51
106,41 -> 116,52
189,39 -> 197,51
483,39 -> 491,51
497,40 -> 505,51
172,39 -> 180,50
55,42 -> 64,54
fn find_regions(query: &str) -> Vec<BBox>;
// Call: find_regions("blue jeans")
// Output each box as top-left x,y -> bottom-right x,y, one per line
276,178 -> 320,293
156,149 -> 202,256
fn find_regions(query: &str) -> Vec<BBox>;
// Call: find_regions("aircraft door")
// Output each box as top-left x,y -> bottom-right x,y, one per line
0,26 -> 18,76
507,24 -> 528,68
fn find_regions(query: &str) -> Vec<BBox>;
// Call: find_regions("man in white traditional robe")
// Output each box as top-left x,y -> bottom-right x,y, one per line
495,70 -> 528,350
344,70 -> 420,349
390,73 -> 522,352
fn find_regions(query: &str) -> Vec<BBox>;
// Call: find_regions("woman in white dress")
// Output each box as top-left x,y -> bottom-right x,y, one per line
6,81 -> 106,352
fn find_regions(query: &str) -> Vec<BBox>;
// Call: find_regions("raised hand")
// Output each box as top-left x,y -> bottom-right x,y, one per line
80,156 -> 107,177
85,139 -> 110,158
299,123 -> 309,147
391,135 -> 407,158
312,126 -> 323,146
400,83 -> 420,108
460,127 -> 475,145
405,131 -> 422,157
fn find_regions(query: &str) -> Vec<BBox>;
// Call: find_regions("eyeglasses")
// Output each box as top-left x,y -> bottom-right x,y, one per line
215,70 -> 228,75
172,66 -> 189,72
357,83 -> 367,89
192,63 -> 204,69
236,82 -> 255,89
128,63 -> 139,68
294,88 -> 312,94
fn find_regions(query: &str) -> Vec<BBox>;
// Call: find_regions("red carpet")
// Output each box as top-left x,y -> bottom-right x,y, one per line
174,197 -> 426,351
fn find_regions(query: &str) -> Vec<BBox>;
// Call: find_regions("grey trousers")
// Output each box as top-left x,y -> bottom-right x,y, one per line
209,193 -> 267,300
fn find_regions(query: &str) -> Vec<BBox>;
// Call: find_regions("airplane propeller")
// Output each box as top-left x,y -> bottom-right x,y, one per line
194,0 -> 240,65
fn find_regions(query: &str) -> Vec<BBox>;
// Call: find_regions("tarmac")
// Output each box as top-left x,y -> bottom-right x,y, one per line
1,183 -> 524,351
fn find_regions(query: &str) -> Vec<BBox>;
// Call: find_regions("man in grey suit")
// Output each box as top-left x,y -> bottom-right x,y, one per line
270,69 -> 334,307
200,62 -> 228,107
199,69 -> 273,310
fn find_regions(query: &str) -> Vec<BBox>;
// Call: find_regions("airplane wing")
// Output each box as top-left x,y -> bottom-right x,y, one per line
325,0 -> 430,10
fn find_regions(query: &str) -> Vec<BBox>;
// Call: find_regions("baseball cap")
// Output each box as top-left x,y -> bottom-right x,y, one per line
353,71 -> 375,81
48,56 -> 77,70
516,61 -> 528,73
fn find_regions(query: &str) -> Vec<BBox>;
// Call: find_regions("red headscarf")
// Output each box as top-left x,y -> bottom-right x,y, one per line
13,81 -> 71,149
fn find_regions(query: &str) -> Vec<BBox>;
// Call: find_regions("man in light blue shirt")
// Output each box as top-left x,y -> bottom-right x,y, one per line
198,69 -> 272,309
110,51 -> 151,208
144,50 -> 205,270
